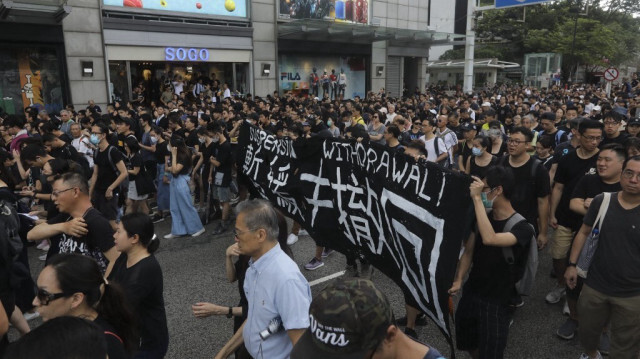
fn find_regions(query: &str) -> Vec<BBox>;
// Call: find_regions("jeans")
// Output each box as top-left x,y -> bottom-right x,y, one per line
169,174 -> 203,235
156,164 -> 170,212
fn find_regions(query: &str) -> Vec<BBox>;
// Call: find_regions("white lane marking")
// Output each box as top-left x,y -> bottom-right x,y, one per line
309,271 -> 346,287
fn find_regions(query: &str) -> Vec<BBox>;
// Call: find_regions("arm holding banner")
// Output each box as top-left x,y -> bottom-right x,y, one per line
449,232 -> 476,296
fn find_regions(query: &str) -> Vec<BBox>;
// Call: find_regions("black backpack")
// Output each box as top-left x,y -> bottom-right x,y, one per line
62,144 -> 92,179
0,200 -> 23,286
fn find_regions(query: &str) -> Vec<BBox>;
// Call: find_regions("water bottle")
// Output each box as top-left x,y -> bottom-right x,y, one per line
259,317 -> 283,340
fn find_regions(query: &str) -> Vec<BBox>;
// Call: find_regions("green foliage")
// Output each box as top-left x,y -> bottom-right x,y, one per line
439,0 -> 640,68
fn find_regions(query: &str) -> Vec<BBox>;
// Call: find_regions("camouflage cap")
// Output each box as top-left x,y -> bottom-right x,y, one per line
291,278 -> 394,359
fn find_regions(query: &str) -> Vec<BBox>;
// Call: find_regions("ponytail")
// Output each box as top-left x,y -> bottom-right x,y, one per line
98,282 -> 138,354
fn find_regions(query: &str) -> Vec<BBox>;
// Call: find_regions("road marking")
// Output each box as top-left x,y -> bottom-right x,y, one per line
309,271 -> 346,287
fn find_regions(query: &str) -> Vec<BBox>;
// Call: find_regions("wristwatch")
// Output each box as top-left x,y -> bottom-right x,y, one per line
226,307 -> 233,318
568,261 -> 577,267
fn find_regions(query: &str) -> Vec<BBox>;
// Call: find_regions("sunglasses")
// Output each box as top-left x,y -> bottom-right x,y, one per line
36,287 -> 69,306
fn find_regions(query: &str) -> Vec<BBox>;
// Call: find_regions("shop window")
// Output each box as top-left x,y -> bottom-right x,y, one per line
0,46 -> 65,115
109,61 -> 130,103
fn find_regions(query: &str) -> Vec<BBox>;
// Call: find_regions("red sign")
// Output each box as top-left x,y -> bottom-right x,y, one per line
603,68 -> 619,82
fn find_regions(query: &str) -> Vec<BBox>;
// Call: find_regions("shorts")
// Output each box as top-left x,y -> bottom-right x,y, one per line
128,181 -> 148,201
92,190 -> 119,221
455,292 -> 510,359
549,225 -> 575,260
212,186 -> 231,202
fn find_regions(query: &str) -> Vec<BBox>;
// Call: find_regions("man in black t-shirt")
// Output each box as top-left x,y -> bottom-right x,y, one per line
450,167 -> 534,359
89,122 -> 128,230
26,172 -> 118,276
547,120 -> 603,339
565,157 -> 640,359
209,122 -> 233,234
600,112 -> 630,147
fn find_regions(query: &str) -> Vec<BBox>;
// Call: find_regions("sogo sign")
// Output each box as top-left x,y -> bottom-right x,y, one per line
165,47 -> 210,61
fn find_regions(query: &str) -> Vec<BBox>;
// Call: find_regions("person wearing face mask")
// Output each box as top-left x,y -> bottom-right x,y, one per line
485,121 -> 507,156
327,117 -> 339,138
208,122 -> 232,235
149,126 -> 170,223
465,135 -> 498,179
449,167 -> 535,359
139,114 -> 157,182
192,126 -> 215,217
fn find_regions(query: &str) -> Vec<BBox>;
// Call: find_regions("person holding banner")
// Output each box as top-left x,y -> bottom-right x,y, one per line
449,167 -> 534,359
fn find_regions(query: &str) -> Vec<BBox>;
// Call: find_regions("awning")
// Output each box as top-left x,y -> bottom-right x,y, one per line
278,19 -> 466,47
427,58 -> 521,70
0,0 -> 71,23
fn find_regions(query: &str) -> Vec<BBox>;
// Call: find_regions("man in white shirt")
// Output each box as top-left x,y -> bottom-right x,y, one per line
222,82 -> 231,99
70,123 -> 93,168
172,75 -> 184,96
418,118 -> 448,163
435,115 -> 458,167
386,104 -> 397,125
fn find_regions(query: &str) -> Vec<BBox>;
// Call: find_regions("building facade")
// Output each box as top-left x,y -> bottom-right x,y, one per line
0,0 -> 461,111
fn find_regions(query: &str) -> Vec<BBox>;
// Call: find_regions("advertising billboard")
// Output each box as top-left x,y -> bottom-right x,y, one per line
103,0 -> 247,18
279,54 -> 366,99
279,0 -> 369,24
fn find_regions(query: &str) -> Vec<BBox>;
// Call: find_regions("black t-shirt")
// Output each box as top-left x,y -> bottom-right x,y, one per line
551,141 -> 576,165
200,141 -> 216,179
600,132 -> 630,147
46,208 -> 115,273
501,156 -> 551,229
212,141 -> 232,187
50,144 -> 79,161
127,152 -> 143,181
94,316 -> 128,359
553,151 -> 598,229
534,154 -> 554,172
154,141 -> 170,165
497,104 -> 512,123
465,214 -> 534,303
108,254 -> 169,351
469,155 -> 498,179
186,130 -> 199,149
447,124 -> 463,144
94,146 -> 125,192
584,193 -> 640,297
570,174 -> 621,231
460,140 -> 473,169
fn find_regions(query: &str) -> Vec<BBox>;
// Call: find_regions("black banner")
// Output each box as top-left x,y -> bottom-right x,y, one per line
238,123 -> 472,346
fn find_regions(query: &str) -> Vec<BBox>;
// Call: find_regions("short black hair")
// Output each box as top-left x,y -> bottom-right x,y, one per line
485,166 -> 515,200
540,112 -> 556,122
599,143 -> 626,162
407,140 -> 428,156
537,135 -> 554,149
623,155 -> 640,171
578,119 -> 604,135
20,144 -> 47,162
510,126 -> 533,142
3,115 -> 25,129
386,124 -> 400,138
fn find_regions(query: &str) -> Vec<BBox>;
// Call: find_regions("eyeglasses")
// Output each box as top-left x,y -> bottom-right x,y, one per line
507,139 -> 526,145
582,135 -> 603,142
233,228 -> 256,238
622,170 -> 640,181
51,187 -> 76,197
36,288 -> 69,306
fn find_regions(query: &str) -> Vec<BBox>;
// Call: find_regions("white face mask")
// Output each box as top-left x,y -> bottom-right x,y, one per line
212,136 -> 220,143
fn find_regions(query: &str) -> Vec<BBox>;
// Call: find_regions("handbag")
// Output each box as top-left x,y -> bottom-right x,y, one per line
135,165 -> 157,196
576,192 -> 611,279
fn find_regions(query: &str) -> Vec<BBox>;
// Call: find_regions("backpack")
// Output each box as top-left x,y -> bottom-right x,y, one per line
106,146 -> 129,196
0,199 -> 23,288
62,144 -> 92,179
501,212 -> 538,296
433,137 -> 450,169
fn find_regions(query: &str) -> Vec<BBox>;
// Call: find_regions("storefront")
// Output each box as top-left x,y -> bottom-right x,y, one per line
102,0 -> 252,104
0,22 -> 69,114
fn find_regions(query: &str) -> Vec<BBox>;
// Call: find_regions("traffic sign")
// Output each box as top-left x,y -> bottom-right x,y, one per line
495,0 -> 553,9
603,68 -> 619,82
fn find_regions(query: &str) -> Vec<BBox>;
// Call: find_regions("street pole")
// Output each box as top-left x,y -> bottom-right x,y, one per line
568,0 -> 580,83
463,0 -> 475,93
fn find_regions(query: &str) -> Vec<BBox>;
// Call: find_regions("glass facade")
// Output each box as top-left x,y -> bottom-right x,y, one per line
0,45 -> 66,115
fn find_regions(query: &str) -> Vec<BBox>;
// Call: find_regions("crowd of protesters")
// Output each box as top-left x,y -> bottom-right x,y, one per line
0,77 -> 638,359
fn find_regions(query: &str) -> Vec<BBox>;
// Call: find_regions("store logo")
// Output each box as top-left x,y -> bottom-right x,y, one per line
280,72 -> 301,81
165,47 -> 210,61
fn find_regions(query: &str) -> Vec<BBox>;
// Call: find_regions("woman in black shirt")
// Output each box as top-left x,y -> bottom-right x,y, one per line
33,253 -> 137,359
110,213 -> 169,359
466,135 -> 498,179
150,126 -> 170,222
124,137 -> 148,215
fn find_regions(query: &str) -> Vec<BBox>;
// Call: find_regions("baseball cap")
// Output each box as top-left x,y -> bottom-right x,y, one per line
291,278 -> 393,359
481,102 -> 492,107
461,122 -> 477,132
628,117 -> 640,126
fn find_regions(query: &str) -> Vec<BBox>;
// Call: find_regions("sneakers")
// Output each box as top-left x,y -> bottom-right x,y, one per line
509,295 -> 525,308
304,257 -> 324,271
598,332 -> 610,356
545,285 -> 566,304
579,352 -> 603,359
287,233 -> 299,245
211,222 -> 229,235
23,311 -> 40,321
152,213 -> 165,223
299,229 -> 309,236
344,264 -> 358,277
191,228 -> 206,237
404,327 -> 418,340
396,313 -> 428,327
557,318 -> 578,340
321,248 -> 334,258
563,300 -> 570,316
164,233 -> 179,239
38,253 -> 47,261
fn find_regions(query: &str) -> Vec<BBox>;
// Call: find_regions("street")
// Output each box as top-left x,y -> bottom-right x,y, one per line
22,218 -> 583,359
